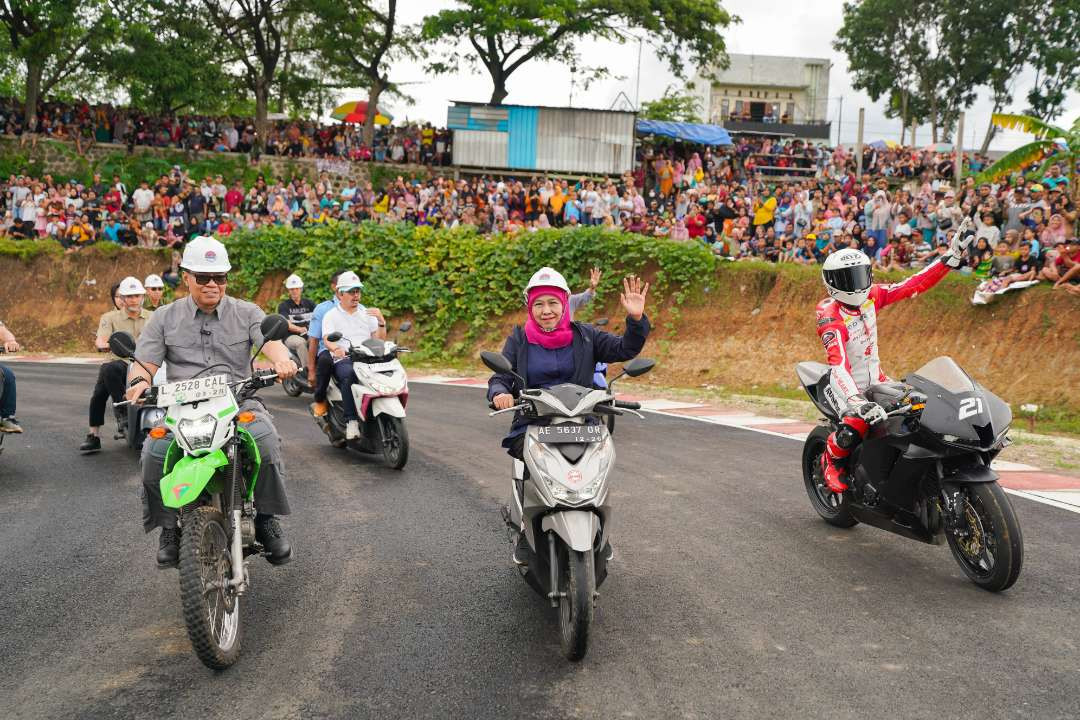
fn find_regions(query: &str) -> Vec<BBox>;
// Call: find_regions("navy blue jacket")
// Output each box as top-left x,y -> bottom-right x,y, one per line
487,315 -> 651,442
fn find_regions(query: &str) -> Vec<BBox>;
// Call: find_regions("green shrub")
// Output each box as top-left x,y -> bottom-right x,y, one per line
0,237 -> 63,260
223,223 -> 717,358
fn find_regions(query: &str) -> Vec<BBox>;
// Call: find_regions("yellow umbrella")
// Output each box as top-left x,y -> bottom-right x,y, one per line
330,100 -> 393,125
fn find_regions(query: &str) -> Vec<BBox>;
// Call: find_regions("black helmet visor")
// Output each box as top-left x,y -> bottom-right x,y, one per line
823,264 -> 872,293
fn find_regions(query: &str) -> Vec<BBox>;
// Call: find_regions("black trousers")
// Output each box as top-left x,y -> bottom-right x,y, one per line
311,350 -> 334,402
90,360 -> 127,427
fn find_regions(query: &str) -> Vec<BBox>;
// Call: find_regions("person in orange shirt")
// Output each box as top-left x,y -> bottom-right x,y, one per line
549,184 -> 566,226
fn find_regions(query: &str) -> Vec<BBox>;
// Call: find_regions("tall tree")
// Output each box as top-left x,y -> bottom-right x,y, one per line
422,0 -> 737,106
308,0 -> 419,146
0,0 -> 116,127
1023,2 -> 1080,124
199,0 -> 304,150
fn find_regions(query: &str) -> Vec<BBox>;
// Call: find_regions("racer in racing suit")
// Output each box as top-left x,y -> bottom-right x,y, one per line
817,217 -> 974,493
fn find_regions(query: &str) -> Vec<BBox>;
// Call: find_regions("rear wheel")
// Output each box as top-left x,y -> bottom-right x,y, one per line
178,506 -> 242,669
802,426 -> 858,528
945,482 -> 1023,592
379,416 -> 409,469
559,547 -> 595,661
281,375 -> 304,397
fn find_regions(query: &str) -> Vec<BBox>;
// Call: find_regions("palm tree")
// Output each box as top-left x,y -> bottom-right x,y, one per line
976,114 -> 1078,202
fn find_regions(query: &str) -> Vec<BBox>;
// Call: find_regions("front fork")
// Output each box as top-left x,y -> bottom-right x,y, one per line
224,438 -> 254,595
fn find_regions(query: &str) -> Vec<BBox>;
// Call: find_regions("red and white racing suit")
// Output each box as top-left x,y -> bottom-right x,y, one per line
815,260 -> 951,490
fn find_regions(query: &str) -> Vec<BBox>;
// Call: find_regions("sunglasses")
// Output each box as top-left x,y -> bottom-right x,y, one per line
192,273 -> 228,286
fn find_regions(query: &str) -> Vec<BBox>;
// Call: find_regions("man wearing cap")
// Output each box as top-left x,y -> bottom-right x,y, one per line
143,274 -> 165,310
277,273 -> 315,380
126,236 -> 298,567
320,272 -> 386,440
306,270 -> 346,420
80,277 -> 152,453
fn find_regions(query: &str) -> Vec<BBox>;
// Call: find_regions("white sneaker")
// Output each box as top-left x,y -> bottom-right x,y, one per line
346,420 -> 360,440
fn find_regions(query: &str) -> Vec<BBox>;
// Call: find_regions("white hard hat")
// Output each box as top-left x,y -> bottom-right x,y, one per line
284,273 -> 304,289
143,273 -> 164,289
180,235 -> 231,273
822,248 -> 873,307
118,276 -> 146,296
523,267 -> 570,303
336,271 -> 363,292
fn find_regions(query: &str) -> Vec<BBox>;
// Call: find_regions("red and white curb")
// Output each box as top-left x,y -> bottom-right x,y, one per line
409,374 -> 1080,516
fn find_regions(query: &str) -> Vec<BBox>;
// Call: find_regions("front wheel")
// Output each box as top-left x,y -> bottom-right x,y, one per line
945,482 -> 1023,592
379,415 -> 409,469
802,426 -> 857,528
559,547 -> 595,661
178,506 -> 243,669
281,375 -> 304,397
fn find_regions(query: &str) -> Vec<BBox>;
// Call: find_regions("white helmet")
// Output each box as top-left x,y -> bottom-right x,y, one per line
523,266 -> 570,303
143,273 -> 164,289
284,273 -> 304,289
118,276 -> 146,296
822,248 -> 873,307
180,235 -> 231,273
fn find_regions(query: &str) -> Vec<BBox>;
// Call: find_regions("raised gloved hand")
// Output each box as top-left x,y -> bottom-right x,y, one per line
855,401 -> 888,426
944,216 -> 975,268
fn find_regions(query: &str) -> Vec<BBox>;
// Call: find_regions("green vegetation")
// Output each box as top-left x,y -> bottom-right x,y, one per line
224,222 -> 717,359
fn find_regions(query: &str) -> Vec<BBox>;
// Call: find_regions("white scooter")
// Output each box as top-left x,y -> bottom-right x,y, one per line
481,350 -> 655,661
314,324 -> 411,469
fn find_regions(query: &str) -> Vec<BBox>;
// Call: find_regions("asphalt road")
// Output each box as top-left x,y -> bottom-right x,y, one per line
2,362 -> 1079,720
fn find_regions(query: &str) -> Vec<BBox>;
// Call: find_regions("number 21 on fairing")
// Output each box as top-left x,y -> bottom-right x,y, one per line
958,397 -> 984,420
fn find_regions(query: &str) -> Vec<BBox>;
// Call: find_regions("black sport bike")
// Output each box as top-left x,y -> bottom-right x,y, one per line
796,356 -> 1023,592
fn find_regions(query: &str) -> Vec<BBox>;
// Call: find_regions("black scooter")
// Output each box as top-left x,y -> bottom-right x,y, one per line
796,356 -> 1023,592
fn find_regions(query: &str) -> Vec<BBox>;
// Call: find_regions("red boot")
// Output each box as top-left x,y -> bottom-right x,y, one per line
820,451 -> 849,493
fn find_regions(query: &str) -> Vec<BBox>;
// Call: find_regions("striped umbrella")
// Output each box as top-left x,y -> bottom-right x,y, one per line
330,100 -> 393,125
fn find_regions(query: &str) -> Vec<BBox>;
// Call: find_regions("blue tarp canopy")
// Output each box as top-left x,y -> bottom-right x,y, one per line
635,119 -> 733,146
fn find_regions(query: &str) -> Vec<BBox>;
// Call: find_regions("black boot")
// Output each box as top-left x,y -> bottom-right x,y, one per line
79,434 -> 101,454
255,515 -> 292,565
157,527 -> 180,568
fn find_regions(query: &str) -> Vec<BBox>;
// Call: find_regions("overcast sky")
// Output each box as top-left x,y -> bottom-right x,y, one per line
343,0 -> 1078,152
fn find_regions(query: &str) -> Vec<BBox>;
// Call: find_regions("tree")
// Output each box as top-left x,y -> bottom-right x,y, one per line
107,4 -> 235,115
422,0 -> 737,106
199,0 -> 305,150
977,114 -> 1079,203
639,86 -> 701,123
1023,2 -> 1080,124
0,0 -> 117,127
308,0 -> 420,146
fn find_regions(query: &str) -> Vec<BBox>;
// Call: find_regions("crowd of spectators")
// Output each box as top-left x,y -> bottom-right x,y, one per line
0,98 -> 452,164
0,103 -> 1076,295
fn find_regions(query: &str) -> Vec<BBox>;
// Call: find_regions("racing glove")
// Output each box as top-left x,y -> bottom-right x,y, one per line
944,216 -> 975,268
854,401 -> 888,426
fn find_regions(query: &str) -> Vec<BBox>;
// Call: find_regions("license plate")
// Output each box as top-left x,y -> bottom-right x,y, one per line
157,374 -> 229,407
365,361 -> 399,372
535,424 -> 604,443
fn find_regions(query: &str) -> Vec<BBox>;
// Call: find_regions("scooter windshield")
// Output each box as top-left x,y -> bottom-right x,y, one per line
911,357 -> 975,394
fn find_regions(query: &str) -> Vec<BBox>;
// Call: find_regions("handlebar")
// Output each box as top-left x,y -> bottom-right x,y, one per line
614,400 -> 641,411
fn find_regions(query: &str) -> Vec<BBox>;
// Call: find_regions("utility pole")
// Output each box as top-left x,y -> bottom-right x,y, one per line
955,111 -> 965,191
836,96 -> 843,146
855,108 -> 865,177
634,35 -> 643,110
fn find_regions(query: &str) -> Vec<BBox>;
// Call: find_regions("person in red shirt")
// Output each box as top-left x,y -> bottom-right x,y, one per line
216,214 -> 235,236
686,207 -> 706,239
224,181 -> 244,214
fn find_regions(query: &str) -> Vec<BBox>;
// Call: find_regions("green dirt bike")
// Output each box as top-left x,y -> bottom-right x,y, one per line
111,315 -> 291,670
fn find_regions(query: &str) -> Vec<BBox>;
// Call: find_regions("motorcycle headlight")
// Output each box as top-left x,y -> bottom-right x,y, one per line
527,439 -> 606,504
177,414 -> 217,451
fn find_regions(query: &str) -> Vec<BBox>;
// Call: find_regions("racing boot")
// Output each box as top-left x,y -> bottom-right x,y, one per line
157,526 -> 180,568
255,514 -> 292,565
820,452 -> 849,494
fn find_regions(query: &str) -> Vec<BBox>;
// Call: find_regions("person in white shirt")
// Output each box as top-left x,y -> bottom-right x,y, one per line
321,271 -> 387,439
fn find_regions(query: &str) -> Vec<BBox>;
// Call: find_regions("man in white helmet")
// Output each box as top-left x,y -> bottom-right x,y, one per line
277,273 -> 315,380
80,276 -> 152,453
143,274 -> 166,309
816,217 -> 975,493
126,236 -> 298,567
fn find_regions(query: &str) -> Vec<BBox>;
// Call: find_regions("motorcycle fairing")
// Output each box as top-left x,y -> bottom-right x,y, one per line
542,510 -> 601,552
161,449 -> 228,508
236,426 -> 261,500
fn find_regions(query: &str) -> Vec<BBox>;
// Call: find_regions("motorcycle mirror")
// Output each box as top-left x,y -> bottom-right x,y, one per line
398,321 -> 412,333
108,331 -> 137,359
594,317 -> 609,326
623,357 -> 656,378
325,331 -> 343,343
480,351 -> 512,374
260,314 -> 290,342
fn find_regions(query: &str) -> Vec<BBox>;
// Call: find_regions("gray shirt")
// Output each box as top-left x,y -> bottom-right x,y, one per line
135,295 -> 266,383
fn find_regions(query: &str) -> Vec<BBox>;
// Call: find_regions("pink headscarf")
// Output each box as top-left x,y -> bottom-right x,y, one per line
524,286 -> 573,349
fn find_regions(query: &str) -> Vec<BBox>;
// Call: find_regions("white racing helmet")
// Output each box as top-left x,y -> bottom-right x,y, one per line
523,266 -> 570,304
118,276 -> 146,296
822,248 -> 873,307
180,235 -> 231,273
284,273 -> 304,289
